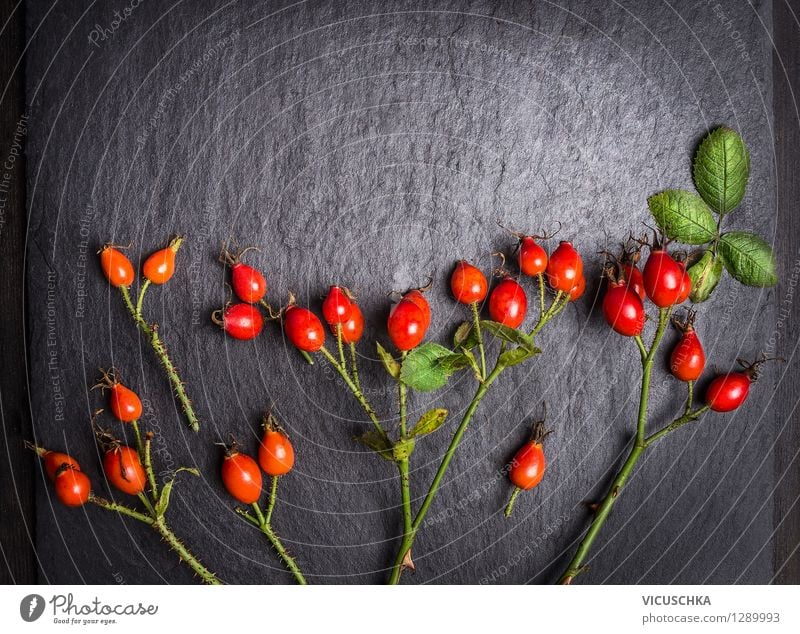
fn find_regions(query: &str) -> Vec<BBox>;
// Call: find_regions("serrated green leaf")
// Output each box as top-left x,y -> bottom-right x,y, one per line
392,438 -> 415,461
718,232 -> 777,287
453,322 -> 479,349
400,343 -> 458,392
647,190 -> 717,244
436,352 -> 471,372
409,409 -> 448,438
687,250 -> 724,302
480,321 -> 537,352
155,467 -> 199,517
354,430 -> 394,461
693,127 -> 750,214
498,346 -> 539,367
376,342 -> 401,380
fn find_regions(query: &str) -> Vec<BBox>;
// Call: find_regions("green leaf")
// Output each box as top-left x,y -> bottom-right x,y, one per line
480,321 -> 537,352
647,190 -> 716,244
436,352 -> 471,372
453,322 -> 479,349
459,347 -> 483,382
376,342 -> 400,380
409,409 -> 448,438
692,127 -> 750,214
155,467 -> 199,517
718,232 -> 777,287
354,430 -> 394,461
687,250 -> 724,302
392,438 -> 415,461
400,343 -> 458,392
498,346 -> 539,367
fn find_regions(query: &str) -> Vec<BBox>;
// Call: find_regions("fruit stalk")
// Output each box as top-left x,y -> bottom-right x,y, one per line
319,347 -> 387,439
89,494 -> 220,585
245,489 -> 308,585
119,286 -> 199,432
470,302 -> 487,379
398,352 -> 413,537
388,289 -> 569,584
557,308 -> 708,584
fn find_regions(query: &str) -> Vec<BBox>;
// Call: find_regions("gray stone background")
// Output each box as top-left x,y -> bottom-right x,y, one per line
24,0 -> 788,584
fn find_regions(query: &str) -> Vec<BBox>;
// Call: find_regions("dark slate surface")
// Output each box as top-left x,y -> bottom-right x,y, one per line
25,0 -> 783,584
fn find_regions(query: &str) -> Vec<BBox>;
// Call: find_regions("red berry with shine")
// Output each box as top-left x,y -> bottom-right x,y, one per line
451,261 -> 488,304
103,446 -> 147,496
340,303 -> 364,344
519,237 -> 548,277
569,275 -> 586,302
643,249 -> 684,307
706,373 -> 751,412
322,286 -> 353,325
488,278 -> 528,328
621,262 -> 645,301
670,324 -> 705,382
603,282 -> 645,336
546,241 -> 583,292
387,298 -> 426,351
402,290 -> 431,331
284,305 -> 325,352
509,440 -> 546,490
221,449 -> 263,505
54,466 -> 91,507
109,382 -> 143,422
215,303 -> 264,340
259,429 -> 295,476
231,262 -> 267,304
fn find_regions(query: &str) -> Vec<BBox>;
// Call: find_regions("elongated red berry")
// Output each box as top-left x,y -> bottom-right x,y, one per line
643,248 -> 684,307
284,305 -> 325,352
670,316 -> 705,382
340,303 -> 364,344
213,303 -> 264,340
232,262 -> 267,304
402,290 -> 431,331
519,237 -> 548,277
322,286 -> 353,325
488,278 -> 527,328
546,241 -> 583,292
603,282 -> 645,336
451,261 -> 488,304
388,298 -> 426,351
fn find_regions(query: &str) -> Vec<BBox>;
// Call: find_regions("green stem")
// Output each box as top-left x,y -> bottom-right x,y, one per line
470,302 -> 486,379
265,476 -> 278,525
137,492 -> 157,516
349,342 -> 361,391
90,494 -> 154,524
558,307 -> 672,584
685,381 -> 694,415
504,487 -> 522,518
91,494 -> 220,585
153,517 -> 221,585
130,420 -> 144,458
388,360 -> 506,584
319,347 -> 387,439
633,335 -> 647,361
136,279 -> 151,315
532,291 -> 566,336
537,273 -> 546,320
251,500 -> 307,585
336,323 -> 347,370
143,433 -> 159,500
397,355 -> 412,538
558,442 -> 645,584
645,406 -> 710,446
119,286 -> 199,432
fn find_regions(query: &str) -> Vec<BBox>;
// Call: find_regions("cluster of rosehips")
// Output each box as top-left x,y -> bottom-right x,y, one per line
29,371 -> 148,506
99,239 -> 182,287
220,419 -> 295,504
602,237 -> 764,413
